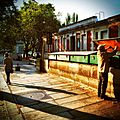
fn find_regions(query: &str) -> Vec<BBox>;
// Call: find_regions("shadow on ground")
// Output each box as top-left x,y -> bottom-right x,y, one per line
0,91 -> 111,120
11,83 -> 78,95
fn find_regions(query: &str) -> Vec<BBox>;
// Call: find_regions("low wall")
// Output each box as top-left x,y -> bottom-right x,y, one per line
48,60 -> 120,98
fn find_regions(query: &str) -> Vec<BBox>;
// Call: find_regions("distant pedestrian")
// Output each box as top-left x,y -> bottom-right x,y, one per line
97,44 -> 117,99
4,52 -> 13,85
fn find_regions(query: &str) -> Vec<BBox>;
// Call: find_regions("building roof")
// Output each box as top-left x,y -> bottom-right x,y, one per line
59,14 -> 120,34
59,16 -> 97,34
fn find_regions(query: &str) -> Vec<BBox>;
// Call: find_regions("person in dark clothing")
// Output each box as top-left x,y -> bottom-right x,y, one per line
4,52 -> 13,85
97,44 -> 117,99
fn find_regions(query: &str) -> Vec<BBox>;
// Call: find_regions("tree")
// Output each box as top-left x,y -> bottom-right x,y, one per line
33,2 -> 60,72
0,0 -> 18,51
64,12 -> 79,25
19,0 -> 60,72
76,13 -> 78,22
17,0 -> 39,58
66,13 -> 71,25
72,12 -> 75,23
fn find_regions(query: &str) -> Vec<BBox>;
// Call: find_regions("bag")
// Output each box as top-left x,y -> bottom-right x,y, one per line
10,68 -> 14,73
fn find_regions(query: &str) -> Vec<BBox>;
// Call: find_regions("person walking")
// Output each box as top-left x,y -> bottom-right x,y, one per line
97,44 -> 117,99
4,52 -> 13,85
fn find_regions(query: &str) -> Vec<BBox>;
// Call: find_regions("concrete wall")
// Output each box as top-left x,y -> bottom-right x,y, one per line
48,60 -> 120,98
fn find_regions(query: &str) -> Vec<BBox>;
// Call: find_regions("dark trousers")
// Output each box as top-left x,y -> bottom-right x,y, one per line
98,72 -> 108,97
5,70 -> 11,83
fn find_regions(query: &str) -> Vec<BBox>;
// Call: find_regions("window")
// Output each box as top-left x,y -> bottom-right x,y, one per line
76,33 -> 80,50
109,25 -> 118,38
101,30 -> 107,39
77,39 -> 80,48
82,34 -> 87,50
63,37 -> 66,50
95,32 -> 98,39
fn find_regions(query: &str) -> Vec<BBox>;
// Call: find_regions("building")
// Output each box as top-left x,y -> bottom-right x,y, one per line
16,40 -> 24,54
52,14 -> 120,52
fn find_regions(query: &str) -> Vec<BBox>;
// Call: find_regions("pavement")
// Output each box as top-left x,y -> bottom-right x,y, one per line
0,61 -> 120,120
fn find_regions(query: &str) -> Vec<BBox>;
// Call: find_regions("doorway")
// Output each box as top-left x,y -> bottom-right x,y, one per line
70,36 -> 75,51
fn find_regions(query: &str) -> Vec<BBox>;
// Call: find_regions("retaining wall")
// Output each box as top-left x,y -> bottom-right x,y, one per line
48,60 -> 120,98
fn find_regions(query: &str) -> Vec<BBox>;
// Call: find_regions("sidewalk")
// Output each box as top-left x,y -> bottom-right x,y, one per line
0,64 -> 120,120
0,72 -> 24,120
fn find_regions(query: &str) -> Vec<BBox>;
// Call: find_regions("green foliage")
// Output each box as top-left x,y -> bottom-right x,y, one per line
0,0 -> 18,50
65,12 -> 79,25
72,13 -> 78,23
76,13 -> 78,22
72,12 -> 75,23
66,13 -> 71,25
0,0 -> 16,19
17,0 -> 60,57
0,0 -> 61,57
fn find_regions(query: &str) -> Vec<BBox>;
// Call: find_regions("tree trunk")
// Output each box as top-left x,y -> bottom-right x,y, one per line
39,36 -> 46,73
24,43 -> 29,59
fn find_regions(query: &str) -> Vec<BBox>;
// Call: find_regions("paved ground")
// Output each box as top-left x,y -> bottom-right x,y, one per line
0,61 -> 120,120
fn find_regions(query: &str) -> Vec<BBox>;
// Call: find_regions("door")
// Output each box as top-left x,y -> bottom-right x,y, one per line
70,36 -> 75,51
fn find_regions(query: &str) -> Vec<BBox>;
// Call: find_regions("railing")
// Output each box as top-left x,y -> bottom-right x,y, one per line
48,51 -> 98,65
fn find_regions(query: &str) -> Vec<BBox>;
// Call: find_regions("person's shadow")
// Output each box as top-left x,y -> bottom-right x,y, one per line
110,67 -> 120,101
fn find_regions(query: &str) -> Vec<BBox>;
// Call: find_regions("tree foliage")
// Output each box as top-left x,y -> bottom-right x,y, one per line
0,0 -> 61,72
76,13 -> 78,22
66,13 -> 71,25
0,0 -> 18,50
18,0 -> 60,72
72,12 -> 75,23
18,0 -> 60,57
63,12 -> 79,26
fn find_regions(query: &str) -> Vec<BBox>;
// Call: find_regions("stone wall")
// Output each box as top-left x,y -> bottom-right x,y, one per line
48,60 -> 120,98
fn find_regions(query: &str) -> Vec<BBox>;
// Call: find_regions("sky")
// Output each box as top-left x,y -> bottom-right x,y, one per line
15,0 -> 120,23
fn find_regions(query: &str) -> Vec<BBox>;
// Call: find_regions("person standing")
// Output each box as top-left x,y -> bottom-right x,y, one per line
4,52 -> 13,85
97,44 -> 117,99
